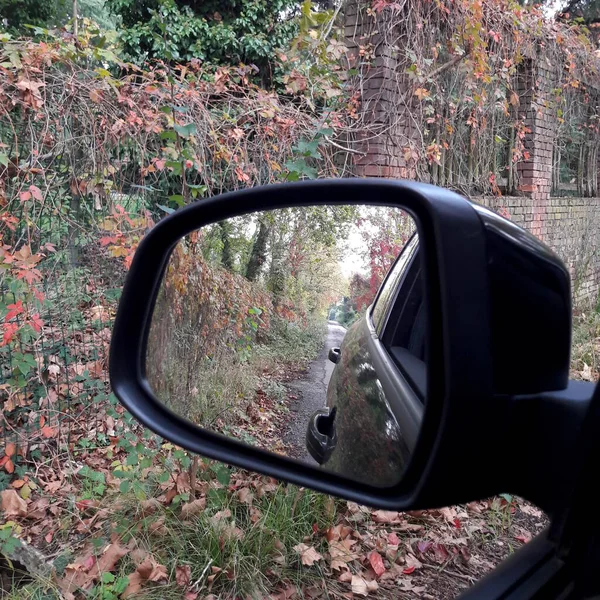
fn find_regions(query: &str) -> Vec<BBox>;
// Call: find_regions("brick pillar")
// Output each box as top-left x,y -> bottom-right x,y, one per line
345,1 -> 418,179
515,58 -> 559,240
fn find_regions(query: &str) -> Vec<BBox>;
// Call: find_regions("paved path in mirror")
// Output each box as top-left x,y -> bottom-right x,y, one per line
284,320 -> 347,464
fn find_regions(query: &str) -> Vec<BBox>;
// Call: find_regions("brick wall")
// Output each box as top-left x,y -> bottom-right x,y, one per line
345,1 -> 600,308
478,196 -> 600,308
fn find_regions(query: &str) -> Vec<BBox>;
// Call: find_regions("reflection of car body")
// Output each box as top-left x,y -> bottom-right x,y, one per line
307,235 -> 426,487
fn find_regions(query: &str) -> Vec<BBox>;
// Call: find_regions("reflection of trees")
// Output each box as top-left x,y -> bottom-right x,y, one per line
348,208 -> 416,313
201,207 -> 358,315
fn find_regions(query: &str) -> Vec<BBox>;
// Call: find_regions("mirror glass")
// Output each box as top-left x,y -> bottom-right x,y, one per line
146,205 -> 426,487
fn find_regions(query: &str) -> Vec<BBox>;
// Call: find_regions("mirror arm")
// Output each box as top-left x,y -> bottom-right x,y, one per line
503,380 -> 595,517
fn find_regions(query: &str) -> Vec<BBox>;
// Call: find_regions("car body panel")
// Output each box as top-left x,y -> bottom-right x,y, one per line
323,317 -> 410,486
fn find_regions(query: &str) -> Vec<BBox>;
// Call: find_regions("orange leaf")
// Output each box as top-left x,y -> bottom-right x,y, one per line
20,191 -> 31,202
4,458 -> 14,474
5,442 -> 16,457
41,426 -> 57,439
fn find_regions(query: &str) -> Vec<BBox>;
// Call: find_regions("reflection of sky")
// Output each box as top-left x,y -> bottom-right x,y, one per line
340,228 -> 368,277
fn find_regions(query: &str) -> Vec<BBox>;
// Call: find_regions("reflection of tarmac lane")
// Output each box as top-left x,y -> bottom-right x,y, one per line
284,321 -> 347,464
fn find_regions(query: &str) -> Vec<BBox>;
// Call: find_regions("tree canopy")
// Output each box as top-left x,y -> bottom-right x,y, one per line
105,0 -> 299,71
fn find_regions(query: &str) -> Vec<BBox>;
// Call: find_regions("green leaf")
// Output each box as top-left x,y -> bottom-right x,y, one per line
160,130 -> 178,141
0,154 -> 9,167
285,159 -> 317,180
101,572 -> 116,584
119,480 -> 131,494
317,127 -> 334,137
157,471 -> 170,483
168,194 -> 185,207
158,204 -> 175,215
1,535 -> 22,555
295,139 -> 320,158
211,464 -> 231,486
113,576 -> 130,594
165,161 -> 183,176
169,104 -> 189,113
78,466 -> 106,484
173,123 -> 197,139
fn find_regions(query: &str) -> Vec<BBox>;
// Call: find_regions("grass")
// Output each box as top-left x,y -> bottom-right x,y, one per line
120,485 -> 336,599
148,314 -> 328,432
6,476 -> 339,600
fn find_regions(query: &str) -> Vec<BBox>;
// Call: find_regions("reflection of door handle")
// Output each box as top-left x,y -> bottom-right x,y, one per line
328,347 -> 341,364
306,407 -> 337,465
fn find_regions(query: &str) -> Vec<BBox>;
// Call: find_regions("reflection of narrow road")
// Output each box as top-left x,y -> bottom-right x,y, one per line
284,321 -> 347,464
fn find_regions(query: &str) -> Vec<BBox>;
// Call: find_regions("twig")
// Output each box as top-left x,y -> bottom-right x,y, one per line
324,136 -> 366,155
192,558 -> 214,591
425,52 -> 470,82
421,562 -> 476,583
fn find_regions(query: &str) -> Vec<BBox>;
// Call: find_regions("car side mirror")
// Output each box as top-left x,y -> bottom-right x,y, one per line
110,179 -> 590,514
328,347 -> 341,364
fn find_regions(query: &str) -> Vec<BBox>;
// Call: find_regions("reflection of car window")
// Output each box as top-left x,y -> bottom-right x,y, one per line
384,256 -> 427,399
371,234 -> 418,335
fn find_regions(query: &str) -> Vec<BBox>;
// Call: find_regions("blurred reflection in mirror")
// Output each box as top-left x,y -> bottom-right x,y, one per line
146,206 -> 423,486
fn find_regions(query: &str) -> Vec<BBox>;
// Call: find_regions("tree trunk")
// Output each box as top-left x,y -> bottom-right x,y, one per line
245,219 -> 269,281
73,0 -> 78,37
68,195 -> 80,268
219,221 -> 234,270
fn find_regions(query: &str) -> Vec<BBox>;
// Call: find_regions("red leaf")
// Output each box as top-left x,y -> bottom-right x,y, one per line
388,532 -> 400,546
29,185 -> 43,201
20,191 -> 31,202
403,566 -> 415,575
5,301 -> 24,321
100,236 -> 117,247
369,551 -> 386,577
454,518 -> 461,529
432,543 -> 450,563
2,322 -> 19,346
515,534 -> 531,544
29,314 -> 44,333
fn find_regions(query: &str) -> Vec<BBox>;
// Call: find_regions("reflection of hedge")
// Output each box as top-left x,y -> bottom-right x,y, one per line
147,240 -> 274,381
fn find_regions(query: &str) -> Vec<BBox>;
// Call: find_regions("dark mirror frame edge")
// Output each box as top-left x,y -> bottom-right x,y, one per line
109,179 -> 586,513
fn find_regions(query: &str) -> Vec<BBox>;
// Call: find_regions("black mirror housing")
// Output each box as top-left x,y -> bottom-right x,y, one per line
110,179 -> 589,514
328,347 -> 341,364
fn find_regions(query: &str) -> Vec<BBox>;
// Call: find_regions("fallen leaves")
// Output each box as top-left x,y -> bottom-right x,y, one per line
372,510 -> 401,524
368,550 -> 386,577
329,538 -> 360,571
181,497 -> 207,519
176,564 -> 192,587
293,543 -> 323,566
122,555 -> 168,597
59,543 -> 129,597
351,574 -> 379,596
1,489 -> 28,517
